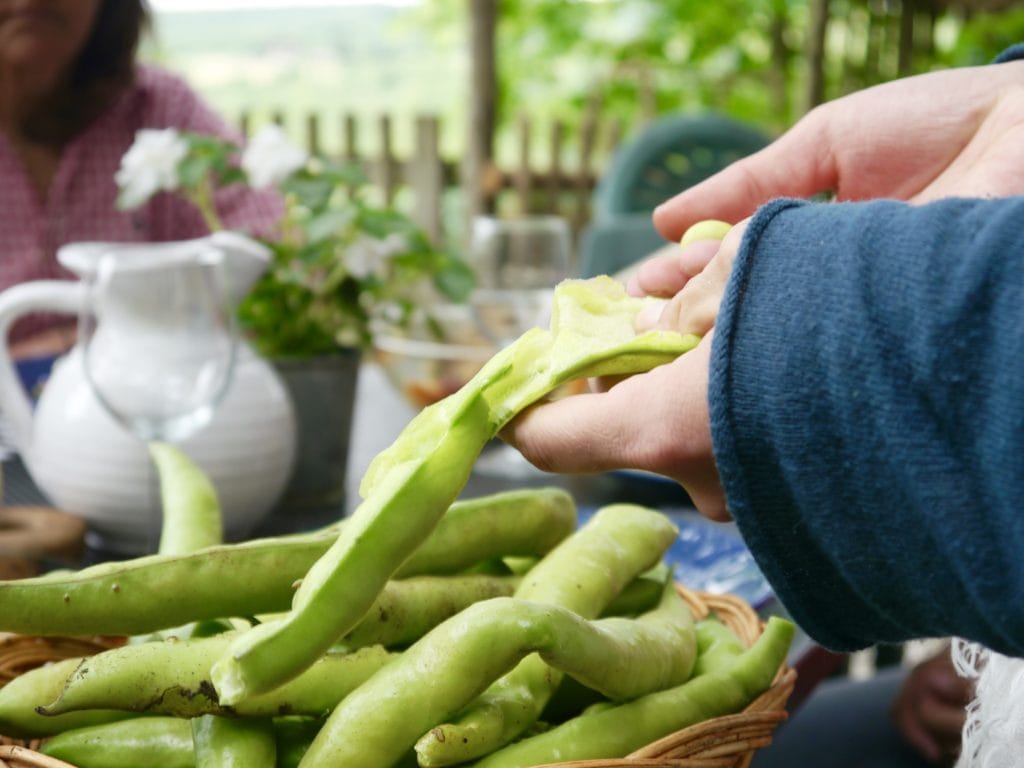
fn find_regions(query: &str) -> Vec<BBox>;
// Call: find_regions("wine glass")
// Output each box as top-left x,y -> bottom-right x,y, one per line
78,243 -> 237,550
468,214 -> 572,347
467,214 -> 574,479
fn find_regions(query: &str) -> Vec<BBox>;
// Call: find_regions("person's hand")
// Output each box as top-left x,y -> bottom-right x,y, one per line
890,650 -> 972,766
629,220 -> 747,340
652,59 -> 1024,242
507,331 -> 729,519
8,324 -> 77,361
506,225 -> 748,522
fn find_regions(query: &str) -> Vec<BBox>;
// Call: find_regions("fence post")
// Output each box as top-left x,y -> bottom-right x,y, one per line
305,113 -> 321,157
515,113 -> 532,215
575,112 -> 598,232
377,114 -> 396,205
547,120 -> 565,216
409,115 -> 444,245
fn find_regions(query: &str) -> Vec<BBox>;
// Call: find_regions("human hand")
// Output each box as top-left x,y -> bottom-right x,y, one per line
890,650 -> 972,766
652,59 -> 1024,241
507,331 -> 728,520
506,224 -> 748,522
629,220 -> 747,340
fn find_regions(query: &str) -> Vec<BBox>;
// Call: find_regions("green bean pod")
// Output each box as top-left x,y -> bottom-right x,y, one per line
217,278 -> 697,705
297,583 -> 693,768
468,616 -> 795,768
691,615 -> 748,676
192,715 -> 276,768
0,487 -> 573,637
392,486 -> 575,577
416,504 -> 678,767
341,574 -> 519,649
40,716 -> 196,768
39,635 -> 394,720
212,386 -> 498,705
273,717 -> 323,768
0,657 -> 134,738
151,442 -> 223,556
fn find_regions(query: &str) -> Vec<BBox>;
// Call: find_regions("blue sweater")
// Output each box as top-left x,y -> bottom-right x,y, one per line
712,196 -> 1024,654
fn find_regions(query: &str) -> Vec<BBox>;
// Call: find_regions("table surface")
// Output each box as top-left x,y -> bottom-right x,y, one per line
1,361 -> 836,709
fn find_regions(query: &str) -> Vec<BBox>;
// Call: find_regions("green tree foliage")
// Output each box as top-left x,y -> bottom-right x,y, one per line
418,0 -> 1023,140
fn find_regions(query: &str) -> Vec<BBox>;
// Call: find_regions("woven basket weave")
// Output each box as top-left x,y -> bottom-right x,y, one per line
0,585 -> 794,768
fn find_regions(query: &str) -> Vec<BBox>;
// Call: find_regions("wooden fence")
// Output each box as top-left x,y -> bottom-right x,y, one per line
239,110 -> 634,248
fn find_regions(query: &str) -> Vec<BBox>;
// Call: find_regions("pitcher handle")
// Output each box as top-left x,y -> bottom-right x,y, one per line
0,280 -> 85,456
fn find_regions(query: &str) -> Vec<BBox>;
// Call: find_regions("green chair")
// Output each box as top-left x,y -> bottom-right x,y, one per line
579,112 -> 771,277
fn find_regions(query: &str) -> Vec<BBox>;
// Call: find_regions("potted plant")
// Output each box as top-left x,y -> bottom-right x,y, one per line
115,125 -> 474,516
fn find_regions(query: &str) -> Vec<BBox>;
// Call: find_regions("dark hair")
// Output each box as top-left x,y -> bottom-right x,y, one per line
27,0 -> 152,145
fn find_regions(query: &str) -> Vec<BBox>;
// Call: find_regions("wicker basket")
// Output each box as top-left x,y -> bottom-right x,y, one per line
0,586 -> 795,768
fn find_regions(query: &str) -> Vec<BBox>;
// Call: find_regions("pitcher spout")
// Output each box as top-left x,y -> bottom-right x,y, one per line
207,231 -> 272,305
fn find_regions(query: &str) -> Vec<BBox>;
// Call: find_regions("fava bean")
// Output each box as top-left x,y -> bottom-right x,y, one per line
40,716 -> 196,768
192,714 -> 275,768
298,582 -> 693,768
150,442 -> 223,556
340,574 -> 520,649
0,488 -> 572,637
39,635 -> 394,719
469,616 -> 795,768
214,278 -> 697,704
417,504 -> 679,767
0,657 -> 133,738
691,615 -> 747,676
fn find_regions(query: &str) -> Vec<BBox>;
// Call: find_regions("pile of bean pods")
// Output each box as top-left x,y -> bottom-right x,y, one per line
0,454 -> 792,768
0,277 -> 793,767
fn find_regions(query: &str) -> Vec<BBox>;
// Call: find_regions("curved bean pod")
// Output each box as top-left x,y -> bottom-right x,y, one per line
40,716 -> 196,768
0,657 -> 134,738
0,487 -> 572,637
150,442 -> 223,556
39,634 -> 394,719
416,504 -> 678,767
691,615 -> 747,676
340,574 -> 520,649
468,616 -> 795,768
217,278 -> 697,704
297,584 -> 693,768
212,387 -> 498,705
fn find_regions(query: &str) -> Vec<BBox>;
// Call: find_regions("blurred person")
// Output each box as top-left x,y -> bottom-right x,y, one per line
0,0 -> 281,358
753,644 -> 971,768
508,47 -> 1024,768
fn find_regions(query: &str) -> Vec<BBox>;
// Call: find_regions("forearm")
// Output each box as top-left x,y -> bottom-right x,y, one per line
711,196 -> 1024,653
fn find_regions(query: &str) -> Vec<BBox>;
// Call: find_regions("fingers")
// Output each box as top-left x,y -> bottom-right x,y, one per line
652,111 -> 836,242
504,336 -> 729,521
626,239 -> 721,298
635,223 -> 745,338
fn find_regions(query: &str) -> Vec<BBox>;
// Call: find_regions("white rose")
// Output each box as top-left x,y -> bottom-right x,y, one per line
115,128 -> 189,208
240,124 -> 308,188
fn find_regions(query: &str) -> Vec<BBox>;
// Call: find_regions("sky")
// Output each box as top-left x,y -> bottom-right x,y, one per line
149,0 -> 417,11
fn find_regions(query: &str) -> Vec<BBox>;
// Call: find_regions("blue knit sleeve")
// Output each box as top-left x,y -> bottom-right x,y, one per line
710,197 -> 1024,654
994,43 -> 1024,62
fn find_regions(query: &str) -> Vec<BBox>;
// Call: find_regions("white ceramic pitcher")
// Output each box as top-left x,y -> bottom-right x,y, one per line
0,232 -> 297,554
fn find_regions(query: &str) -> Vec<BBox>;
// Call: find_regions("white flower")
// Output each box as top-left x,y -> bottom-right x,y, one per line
115,128 -> 189,208
344,235 -> 400,280
240,124 -> 308,188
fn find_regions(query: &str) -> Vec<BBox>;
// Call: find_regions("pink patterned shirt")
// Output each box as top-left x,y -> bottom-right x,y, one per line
0,64 -> 283,342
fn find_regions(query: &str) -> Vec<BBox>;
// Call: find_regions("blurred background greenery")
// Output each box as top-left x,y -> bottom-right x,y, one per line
143,1 -> 1024,253
145,0 -> 1024,155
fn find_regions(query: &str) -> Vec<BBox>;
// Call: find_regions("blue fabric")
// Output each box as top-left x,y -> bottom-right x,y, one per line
995,43 -> 1024,62
710,197 -> 1024,654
